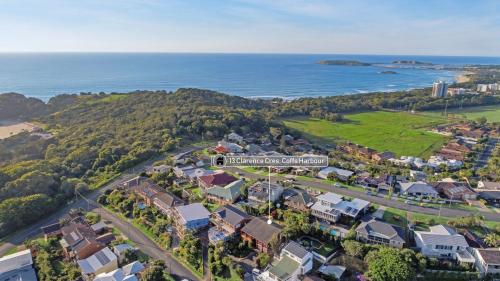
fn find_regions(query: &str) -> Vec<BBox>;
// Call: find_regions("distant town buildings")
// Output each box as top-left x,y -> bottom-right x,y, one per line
432,81 -> 448,97
477,83 -> 500,93
447,87 -> 467,96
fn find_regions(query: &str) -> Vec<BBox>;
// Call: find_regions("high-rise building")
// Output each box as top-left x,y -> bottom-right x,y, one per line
432,81 -> 448,97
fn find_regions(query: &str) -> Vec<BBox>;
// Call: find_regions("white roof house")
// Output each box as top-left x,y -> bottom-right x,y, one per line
414,225 -> 472,262
93,261 -> 145,281
318,167 -> 354,180
0,249 -> 38,281
78,247 -> 118,276
311,192 -> 369,223
174,203 -> 211,233
258,241 -> 313,281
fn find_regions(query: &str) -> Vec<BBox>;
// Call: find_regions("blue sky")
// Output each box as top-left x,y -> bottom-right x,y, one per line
0,0 -> 499,55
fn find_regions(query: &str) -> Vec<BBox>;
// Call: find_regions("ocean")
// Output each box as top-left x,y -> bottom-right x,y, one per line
1,53 -> 499,101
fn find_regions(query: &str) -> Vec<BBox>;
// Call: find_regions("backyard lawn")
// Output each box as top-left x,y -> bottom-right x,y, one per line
282,111 -> 447,158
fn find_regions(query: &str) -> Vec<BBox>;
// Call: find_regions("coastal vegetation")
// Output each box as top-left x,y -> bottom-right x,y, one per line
0,86 -> 499,237
282,112 -> 447,158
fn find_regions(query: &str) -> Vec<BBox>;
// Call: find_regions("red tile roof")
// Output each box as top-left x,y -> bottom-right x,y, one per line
199,172 -> 237,187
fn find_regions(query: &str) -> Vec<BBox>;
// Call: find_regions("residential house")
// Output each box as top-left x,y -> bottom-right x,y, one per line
112,244 -> 135,263
145,164 -> 170,175
433,181 -> 477,200
153,191 -> 184,216
355,219 -> 406,248
470,248 -> 500,277
91,222 -> 108,235
131,178 -> 163,206
477,181 -> 500,190
283,189 -> 316,212
358,146 -> 376,159
258,241 -> 313,281
173,165 -> 196,179
409,170 -> 427,181
241,218 -> 282,254
184,168 -> 215,184
227,132 -> 244,143
209,204 -> 251,245
0,249 -> 38,281
60,223 -> 104,259
398,181 -> 439,198
246,144 -> 264,155
375,174 -> 394,191
205,179 -> 245,205
311,192 -> 369,224
41,222 -> 62,241
93,261 -> 145,281
215,140 -> 243,154
478,191 -> 500,205
414,225 -> 473,263
173,203 -> 211,236
317,265 -> 346,281
317,167 -> 354,182
198,172 -> 237,190
248,181 -> 284,204
78,247 -> 118,281
371,151 -> 395,163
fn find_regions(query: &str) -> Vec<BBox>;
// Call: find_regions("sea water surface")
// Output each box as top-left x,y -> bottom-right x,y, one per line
1,53 -> 499,101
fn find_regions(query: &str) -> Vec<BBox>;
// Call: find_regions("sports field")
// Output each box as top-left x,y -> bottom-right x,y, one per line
422,105 -> 500,123
282,111 -> 447,158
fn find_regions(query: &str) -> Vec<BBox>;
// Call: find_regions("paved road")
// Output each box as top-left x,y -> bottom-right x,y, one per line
0,146 -> 202,280
227,167 -> 500,222
475,137 -> 498,169
97,204 -> 199,281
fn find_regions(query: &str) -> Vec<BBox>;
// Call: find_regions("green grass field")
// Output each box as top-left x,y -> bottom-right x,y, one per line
283,111 -> 447,158
422,105 -> 500,123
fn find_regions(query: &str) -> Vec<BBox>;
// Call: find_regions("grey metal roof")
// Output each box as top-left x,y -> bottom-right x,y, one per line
241,218 -> 282,244
122,261 -> 145,275
356,220 -> 405,243
0,249 -> 34,276
175,203 -> 211,223
213,204 -> 250,227
415,225 -> 469,248
282,241 -> 309,259
399,181 -> 438,194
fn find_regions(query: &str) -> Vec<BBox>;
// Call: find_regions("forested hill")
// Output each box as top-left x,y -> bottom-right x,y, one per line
0,89 -> 271,237
0,87 -> 498,237
0,92 -> 80,120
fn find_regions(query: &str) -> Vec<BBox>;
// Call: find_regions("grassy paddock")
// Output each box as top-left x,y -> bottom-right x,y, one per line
422,104 -> 500,123
282,111 -> 447,158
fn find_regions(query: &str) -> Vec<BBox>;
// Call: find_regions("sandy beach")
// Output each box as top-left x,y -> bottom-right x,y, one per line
0,121 -> 37,139
456,71 -> 475,83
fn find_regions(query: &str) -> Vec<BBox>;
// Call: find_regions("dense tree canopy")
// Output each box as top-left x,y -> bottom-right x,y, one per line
0,87 -> 498,237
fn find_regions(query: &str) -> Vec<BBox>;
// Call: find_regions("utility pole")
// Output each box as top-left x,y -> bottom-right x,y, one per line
444,99 -> 449,117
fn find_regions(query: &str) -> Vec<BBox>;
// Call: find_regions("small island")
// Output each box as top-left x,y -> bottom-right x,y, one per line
380,70 -> 398,74
317,60 -> 371,66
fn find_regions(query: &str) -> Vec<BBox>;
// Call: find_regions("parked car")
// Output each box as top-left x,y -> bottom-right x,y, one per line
405,200 -> 415,205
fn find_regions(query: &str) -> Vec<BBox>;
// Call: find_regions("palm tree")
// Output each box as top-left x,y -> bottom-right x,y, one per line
484,233 -> 499,247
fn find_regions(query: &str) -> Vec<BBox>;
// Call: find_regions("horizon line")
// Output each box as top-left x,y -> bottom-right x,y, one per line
0,51 -> 500,58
